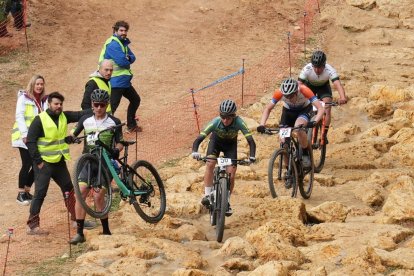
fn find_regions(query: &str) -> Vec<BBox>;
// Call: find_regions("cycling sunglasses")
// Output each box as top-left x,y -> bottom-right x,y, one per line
93,102 -> 108,108
220,114 -> 236,120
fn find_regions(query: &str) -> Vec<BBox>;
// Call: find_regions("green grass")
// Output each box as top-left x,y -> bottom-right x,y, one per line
159,157 -> 182,169
110,191 -> 121,212
22,243 -> 88,275
0,49 -> 18,63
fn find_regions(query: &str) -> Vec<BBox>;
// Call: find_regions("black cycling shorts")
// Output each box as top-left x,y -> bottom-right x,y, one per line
77,156 -> 112,185
206,133 -> 238,166
306,82 -> 332,100
280,105 -> 314,127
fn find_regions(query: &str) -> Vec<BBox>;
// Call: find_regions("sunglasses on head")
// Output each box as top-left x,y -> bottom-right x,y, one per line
220,114 -> 236,120
93,102 -> 107,108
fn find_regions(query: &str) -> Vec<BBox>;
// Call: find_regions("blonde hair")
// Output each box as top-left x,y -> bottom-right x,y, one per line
25,75 -> 46,99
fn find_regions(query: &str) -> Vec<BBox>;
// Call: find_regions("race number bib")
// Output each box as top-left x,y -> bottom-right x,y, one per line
86,132 -> 99,146
217,157 -> 232,166
279,128 -> 292,139
313,101 -> 325,111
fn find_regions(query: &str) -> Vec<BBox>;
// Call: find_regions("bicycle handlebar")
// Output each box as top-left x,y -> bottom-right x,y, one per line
199,156 -> 251,166
264,125 -> 312,135
72,122 -> 126,144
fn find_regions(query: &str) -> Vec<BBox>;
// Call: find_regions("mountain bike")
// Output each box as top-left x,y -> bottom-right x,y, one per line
71,123 -> 166,223
199,156 -> 250,242
266,125 -> 314,199
307,101 -> 338,173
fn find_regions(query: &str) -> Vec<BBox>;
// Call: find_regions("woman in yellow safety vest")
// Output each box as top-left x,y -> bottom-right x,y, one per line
11,75 -> 48,205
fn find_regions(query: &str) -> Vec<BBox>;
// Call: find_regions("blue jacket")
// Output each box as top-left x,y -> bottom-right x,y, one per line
103,35 -> 136,88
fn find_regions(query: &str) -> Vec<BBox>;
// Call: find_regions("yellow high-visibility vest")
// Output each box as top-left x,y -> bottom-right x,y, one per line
37,112 -> 70,163
98,36 -> 132,77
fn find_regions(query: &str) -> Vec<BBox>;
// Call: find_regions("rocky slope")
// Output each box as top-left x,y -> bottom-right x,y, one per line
70,0 -> 414,275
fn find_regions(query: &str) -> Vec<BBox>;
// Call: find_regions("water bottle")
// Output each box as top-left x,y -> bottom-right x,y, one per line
111,159 -> 120,174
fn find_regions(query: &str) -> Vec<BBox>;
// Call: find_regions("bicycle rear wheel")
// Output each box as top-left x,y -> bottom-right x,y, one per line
130,160 -> 166,223
72,153 -> 112,219
308,123 -> 326,173
268,148 -> 298,198
216,177 -> 228,242
299,150 -> 314,199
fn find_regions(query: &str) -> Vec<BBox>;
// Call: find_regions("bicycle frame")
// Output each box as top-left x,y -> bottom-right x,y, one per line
98,142 -> 148,197
78,125 -> 147,198
72,123 -> 166,223
311,101 -> 338,147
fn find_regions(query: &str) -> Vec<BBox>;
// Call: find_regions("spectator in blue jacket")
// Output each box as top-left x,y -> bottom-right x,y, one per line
98,20 -> 141,133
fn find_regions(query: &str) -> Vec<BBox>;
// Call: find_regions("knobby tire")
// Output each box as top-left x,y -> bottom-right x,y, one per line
299,149 -> 314,199
72,153 -> 112,219
130,160 -> 166,223
268,148 -> 298,198
216,177 -> 228,242
308,123 -> 326,173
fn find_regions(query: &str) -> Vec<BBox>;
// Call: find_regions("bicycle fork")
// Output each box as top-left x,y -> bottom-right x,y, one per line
312,117 -> 327,147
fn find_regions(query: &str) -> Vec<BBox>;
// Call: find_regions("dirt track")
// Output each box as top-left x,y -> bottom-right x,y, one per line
1,0 -> 414,274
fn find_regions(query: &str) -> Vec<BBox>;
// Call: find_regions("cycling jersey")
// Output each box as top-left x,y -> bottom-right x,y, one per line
192,116 -> 256,161
271,85 -> 318,111
298,63 -> 340,86
200,116 -> 252,141
73,113 -> 123,150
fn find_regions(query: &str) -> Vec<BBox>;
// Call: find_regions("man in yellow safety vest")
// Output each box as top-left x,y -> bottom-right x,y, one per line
26,92 -> 90,235
99,20 -> 141,133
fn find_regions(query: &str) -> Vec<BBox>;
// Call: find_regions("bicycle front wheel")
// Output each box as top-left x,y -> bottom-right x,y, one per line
215,177 -> 228,242
130,160 -> 166,223
268,148 -> 298,198
72,153 -> 112,219
308,123 -> 326,173
299,150 -> 314,199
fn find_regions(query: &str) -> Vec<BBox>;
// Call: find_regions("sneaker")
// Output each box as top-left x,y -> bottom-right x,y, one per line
84,220 -> 97,230
126,125 -> 143,133
225,204 -> 233,217
69,234 -> 86,245
201,195 -> 210,207
72,220 -> 97,230
302,155 -> 311,169
16,192 -> 30,206
25,192 -> 33,201
27,226 -> 49,236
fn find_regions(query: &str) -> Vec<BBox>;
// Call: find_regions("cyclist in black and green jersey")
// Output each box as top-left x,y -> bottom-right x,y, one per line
192,99 -> 256,216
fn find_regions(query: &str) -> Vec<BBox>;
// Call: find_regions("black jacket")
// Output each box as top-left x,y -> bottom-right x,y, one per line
81,77 -> 110,110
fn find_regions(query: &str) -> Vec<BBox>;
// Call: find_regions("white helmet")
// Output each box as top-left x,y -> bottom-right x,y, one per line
280,78 -> 298,96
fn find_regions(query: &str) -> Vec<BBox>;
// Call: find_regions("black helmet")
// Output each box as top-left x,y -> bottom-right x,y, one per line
91,89 -> 110,103
311,50 -> 326,67
280,78 -> 298,96
219,99 -> 237,116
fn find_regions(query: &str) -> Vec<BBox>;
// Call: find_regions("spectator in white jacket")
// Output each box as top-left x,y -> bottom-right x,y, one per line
11,75 -> 48,205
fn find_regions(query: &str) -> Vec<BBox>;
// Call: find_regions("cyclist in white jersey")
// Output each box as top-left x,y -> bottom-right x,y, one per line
67,89 -> 124,245
298,50 -> 347,142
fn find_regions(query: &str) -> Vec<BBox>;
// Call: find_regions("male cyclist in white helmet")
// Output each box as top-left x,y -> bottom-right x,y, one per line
257,78 -> 324,168
298,50 -> 347,142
